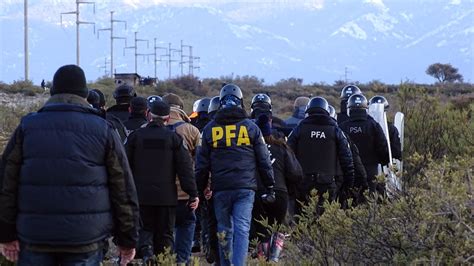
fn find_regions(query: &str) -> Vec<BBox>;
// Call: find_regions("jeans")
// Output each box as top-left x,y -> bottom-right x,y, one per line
18,247 -> 103,266
214,189 -> 255,266
174,200 -> 196,264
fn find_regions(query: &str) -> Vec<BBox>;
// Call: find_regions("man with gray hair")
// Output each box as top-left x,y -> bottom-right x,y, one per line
125,99 -> 199,259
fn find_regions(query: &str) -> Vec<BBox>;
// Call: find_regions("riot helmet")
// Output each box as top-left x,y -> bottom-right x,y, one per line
219,84 -> 243,108
305,96 -> 330,115
147,95 -> 162,108
328,105 -> 337,119
196,98 -> 211,113
113,84 -> 136,103
347,94 -> 368,110
208,96 -> 220,114
369,95 -> 389,110
340,85 -> 362,100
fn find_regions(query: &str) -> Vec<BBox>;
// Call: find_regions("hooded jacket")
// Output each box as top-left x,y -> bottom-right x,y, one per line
0,94 -> 139,251
167,107 -> 201,201
195,107 -> 275,192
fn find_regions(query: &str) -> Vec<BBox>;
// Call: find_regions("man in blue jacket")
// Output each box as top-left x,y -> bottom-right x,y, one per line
0,65 -> 139,265
195,84 -> 275,266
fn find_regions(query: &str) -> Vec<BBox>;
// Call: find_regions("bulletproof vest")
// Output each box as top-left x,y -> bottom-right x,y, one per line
296,123 -> 338,178
341,119 -> 379,165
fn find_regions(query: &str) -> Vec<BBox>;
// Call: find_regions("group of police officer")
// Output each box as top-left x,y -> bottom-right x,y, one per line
88,82 -> 401,266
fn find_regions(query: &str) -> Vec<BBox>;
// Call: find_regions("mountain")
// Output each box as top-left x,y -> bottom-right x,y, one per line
0,0 -> 473,85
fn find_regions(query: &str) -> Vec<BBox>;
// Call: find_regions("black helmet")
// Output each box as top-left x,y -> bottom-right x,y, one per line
306,97 -> 330,114
347,94 -> 368,109
196,98 -> 211,113
369,95 -> 389,110
90,89 -> 106,108
147,95 -> 162,108
219,84 -> 243,108
340,85 -> 362,100
328,105 -> 336,119
251,93 -> 271,109
208,96 -> 220,113
87,90 -> 100,109
113,84 -> 136,99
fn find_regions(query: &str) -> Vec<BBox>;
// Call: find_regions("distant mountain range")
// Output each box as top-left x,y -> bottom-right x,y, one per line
1,0 -> 473,84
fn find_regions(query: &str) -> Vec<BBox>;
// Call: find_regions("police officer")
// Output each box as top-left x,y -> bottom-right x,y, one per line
328,105 -> 368,207
337,85 -> 362,124
123,97 -> 148,133
339,94 -> 389,195
196,84 -> 275,266
191,97 -> 212,132
369,95 -> 402,160
107,84 -> 137,122
285,96 -> 310,128
250,93 -> 291,137
288,97 -> 354,215
207,96 -> 220,120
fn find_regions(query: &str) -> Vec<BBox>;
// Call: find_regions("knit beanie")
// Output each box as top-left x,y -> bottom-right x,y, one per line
51,65 -> 88,98
149,100 -> 170,116
256,114 -> 272,137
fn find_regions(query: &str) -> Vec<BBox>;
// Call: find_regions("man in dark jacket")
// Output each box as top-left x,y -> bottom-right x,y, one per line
0,65 -> 139,265
285,96 -> 310,129
107,84 -> 137,122
340,94 -> 390,194
124,97 -> 148,134
288,97 -> 354,215
125,99 -> 199,256
196,84 -> 275,266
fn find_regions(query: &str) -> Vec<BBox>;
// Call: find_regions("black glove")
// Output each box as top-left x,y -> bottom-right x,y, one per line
261,187 -> 276,204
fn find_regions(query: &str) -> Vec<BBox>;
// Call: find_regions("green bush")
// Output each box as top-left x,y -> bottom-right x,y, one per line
268,157 -> 473,265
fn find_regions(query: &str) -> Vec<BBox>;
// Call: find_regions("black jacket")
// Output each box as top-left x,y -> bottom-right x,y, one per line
124,113 -> 148,133
256,143 -> 303,193
340,109 -> 390,167
195,107 -> 275,192
347,137 -> 368,189
388,122 -> 402,160
288,114 -> 354,186
337,101 -> 349,124
125,120 -> 198,206
0,94 -> 139,249
107,104 -> 131,122
191,113 -> 211,132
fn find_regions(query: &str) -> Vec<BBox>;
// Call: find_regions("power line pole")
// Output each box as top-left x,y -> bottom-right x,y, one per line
180,40 -> 193,76
98,11 -> 127,77
344,66 -> 351,83
24,0 -> 28,81
99,57 -> 110,77
124,31 -> 149,74
167,43 -> 180,79
60,0 -> 96,66
153,38 -> 168,80
193,56 -> 201,74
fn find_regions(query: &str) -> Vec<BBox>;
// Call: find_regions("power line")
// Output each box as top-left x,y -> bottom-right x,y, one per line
60,0 -> 96,66
153,38 -> 168,80
98,11 -> 127,77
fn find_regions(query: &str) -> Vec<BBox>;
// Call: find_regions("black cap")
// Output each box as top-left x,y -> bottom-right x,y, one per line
130,97 -> 148,114
149,100 -> 170,116
51,65 -> 88,98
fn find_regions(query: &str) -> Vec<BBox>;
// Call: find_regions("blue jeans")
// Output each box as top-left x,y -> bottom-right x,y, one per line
18,246 -> 103,266
214,189 -> 255,266
174,200 -> 196,263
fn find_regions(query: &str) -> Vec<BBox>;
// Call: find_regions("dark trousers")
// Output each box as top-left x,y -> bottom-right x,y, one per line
251,191 -> 288,242
139,205 -> 176,255
18,247 -> 103,266
297,180 -> 336,216
204,198 -> 219,253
